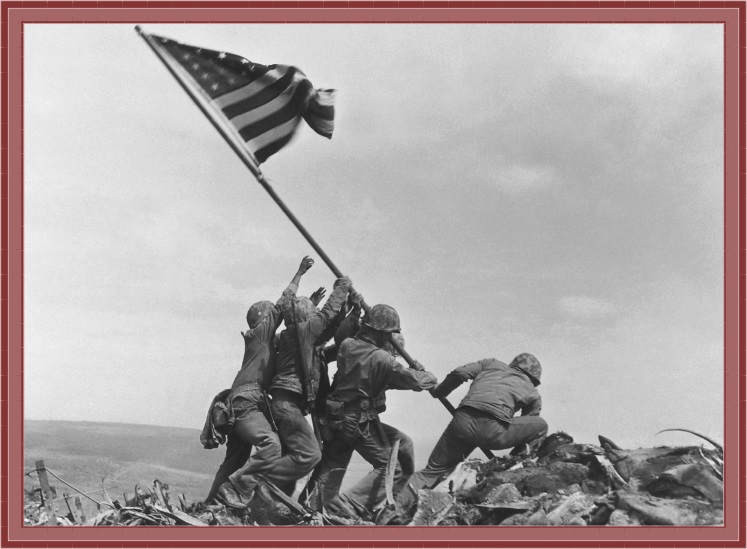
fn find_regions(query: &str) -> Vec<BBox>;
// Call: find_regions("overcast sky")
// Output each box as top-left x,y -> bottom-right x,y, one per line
23,23 -> 724,462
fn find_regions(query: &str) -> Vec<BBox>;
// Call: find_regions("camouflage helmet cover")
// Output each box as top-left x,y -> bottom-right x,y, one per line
361,304 -> 401,333
246,300 -> 274,329
509,353 -> 542,386
282,296 -> 318,326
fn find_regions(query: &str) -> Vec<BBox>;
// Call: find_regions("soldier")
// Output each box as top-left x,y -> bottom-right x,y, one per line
384,353 -> 548,523
311,304 -> 438,518
261,275 -> 354,495
208,257 -> 317,506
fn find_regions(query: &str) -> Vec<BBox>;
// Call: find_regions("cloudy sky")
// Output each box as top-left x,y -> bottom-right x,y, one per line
23,23 -> 724,464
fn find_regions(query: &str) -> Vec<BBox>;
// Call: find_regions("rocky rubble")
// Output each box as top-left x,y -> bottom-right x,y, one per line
402,431 -> 723,526
24,431 -> 723,527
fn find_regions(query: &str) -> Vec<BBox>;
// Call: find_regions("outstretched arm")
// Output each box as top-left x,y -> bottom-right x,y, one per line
288,256 -> 314,292
381,355 -> 438,392
309,276 -> 353,337
273,257 -> 316,332
430,360 -> 484,398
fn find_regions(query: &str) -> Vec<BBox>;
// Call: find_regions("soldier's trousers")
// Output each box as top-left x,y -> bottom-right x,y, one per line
207,386 -> 282,501
398,407 -> 547,508
264,389 -> 322,495
313,414 -> 414,515
206,431 -> 253,502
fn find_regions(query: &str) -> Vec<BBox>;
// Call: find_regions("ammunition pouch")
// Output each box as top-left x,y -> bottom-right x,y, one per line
324,400 -> 346,430
372,392 -> 386,413
324,398 -> 380,431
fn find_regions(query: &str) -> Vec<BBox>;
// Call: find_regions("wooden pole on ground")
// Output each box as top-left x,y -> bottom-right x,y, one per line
75,496 -> 86,523
62,492 -> 79,524
35,460 -> 57,526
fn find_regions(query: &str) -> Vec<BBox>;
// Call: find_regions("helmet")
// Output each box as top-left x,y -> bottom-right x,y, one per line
509,353 -> 542,386
246,300 -> 274,329
361,304 -> 401,333
282,296 -> 318,326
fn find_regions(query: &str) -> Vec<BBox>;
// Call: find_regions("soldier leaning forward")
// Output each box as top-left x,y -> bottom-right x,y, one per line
208,257 -> 316,507
311,304 -> 438,518
384,353 -> 548,523
260,276 -> 353,495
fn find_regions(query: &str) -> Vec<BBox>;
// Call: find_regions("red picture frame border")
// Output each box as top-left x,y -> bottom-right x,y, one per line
2,1 -> 744,547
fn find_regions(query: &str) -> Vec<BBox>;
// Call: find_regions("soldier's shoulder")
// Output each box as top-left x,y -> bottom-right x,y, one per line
338,336 -> 362,353
480,358 -> 508,370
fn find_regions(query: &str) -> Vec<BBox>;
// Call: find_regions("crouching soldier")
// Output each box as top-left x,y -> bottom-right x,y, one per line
207,257 -> 316,506
385,353 -> 548,522
261,276 -> 354,495
311,305 -> 438,518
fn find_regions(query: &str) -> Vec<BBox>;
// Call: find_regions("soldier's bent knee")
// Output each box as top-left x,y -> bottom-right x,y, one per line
296,446 -> 322,475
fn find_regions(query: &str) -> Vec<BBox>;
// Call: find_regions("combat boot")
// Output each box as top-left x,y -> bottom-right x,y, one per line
215,476 -> 259,509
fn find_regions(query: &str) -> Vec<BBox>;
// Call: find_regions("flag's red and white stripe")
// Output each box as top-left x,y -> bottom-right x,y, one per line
149,33 -> 334,164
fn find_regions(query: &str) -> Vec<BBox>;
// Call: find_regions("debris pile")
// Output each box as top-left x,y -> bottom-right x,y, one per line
24,430 -> 723,527
402,431 -> 723,526
24,478 -> 209,526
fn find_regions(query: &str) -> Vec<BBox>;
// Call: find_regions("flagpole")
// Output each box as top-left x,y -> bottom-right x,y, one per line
135,26 -> 352,276
135,26 -> 264,179
135,27 -> 353,294
135,27 -> 492,458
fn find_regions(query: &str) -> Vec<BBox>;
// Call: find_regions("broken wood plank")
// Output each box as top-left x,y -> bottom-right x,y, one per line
385,437 -> 401,506
35,460 -> 58,526
62,492 -> 79,524
256,476 -> 308,517
152,480 -> 168,509
75,497 -> 86,523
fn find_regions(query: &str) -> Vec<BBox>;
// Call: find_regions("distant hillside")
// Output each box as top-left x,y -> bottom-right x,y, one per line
24,419 -> 380,515
24,420 -> 221,509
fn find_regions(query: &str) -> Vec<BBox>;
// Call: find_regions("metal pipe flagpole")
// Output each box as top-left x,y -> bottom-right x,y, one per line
136,27 -> 494,459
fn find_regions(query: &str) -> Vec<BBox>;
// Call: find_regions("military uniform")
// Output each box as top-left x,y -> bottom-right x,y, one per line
207,286 -> 296,503
264,283 -> 350,494
398,357 -> 548,509
312,334 -> 438,516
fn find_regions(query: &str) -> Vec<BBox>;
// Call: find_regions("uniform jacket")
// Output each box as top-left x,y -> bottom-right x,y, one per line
431,358 -> 541,423
270,284 -> 349,400
327,336 -> 438,414
231,285 -> 297,392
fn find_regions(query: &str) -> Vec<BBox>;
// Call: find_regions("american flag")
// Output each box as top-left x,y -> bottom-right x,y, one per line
149,33 -> 335,164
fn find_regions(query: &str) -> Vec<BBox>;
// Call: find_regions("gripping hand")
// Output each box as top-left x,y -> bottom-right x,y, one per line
334,276 -> 353,291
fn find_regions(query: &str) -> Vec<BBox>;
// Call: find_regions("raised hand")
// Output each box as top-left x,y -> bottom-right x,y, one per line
298,256 -> 314,274
310,286 -> 327,306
